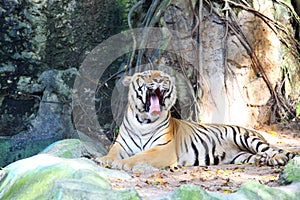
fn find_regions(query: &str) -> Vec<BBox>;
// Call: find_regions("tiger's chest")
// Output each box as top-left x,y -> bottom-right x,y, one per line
118,126 -> 170,156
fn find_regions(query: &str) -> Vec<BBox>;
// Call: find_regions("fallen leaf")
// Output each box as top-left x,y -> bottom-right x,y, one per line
269,131 -> 278,136
134,172 -> 141,177
221,189 -> 233,193
156,172 -> 163,179
155,178 -> 168,187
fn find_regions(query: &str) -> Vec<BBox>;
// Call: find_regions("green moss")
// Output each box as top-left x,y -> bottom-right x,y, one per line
0,155 -> 111,199
279,156 -> 300,185
170,184 -> 218,200
236,181 -> 299,200
41,139 -> 83,158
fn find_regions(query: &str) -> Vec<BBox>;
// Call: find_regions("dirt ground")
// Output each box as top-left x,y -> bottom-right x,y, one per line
104,125 -> 300,198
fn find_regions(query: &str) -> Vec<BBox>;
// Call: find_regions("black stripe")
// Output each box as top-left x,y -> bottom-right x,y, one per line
287,152 -> 296,159
231,126 -> 242,151
125,115 -> 138,132
249,137 -> 259,152
162,85 -> 173,103
239,135 -> 249,151
260,146 -> 269,152
135,106 -> 145,113
255,141 -> 263,152
135,115 -> 144,123
116,141 -> 128,153
198,124 -> 210,131
242,134 -> 251,151
205,154 -> 210,165
142,116 -> 170,148
184,139 -> 189,153
221,152 -> 226,160
121,124 -> 142,152
195,126 -> 211,144
214,156 -> 219,165
230,152 -> 247,164
147,133 -> 168,148
245,154 -> 253,163
157,140 -> 172,146
191,139 -> 199,166
132,82 -> 145,104
224,126 -> 228,138
212,143 -> 219,165
152,114 -> 170,133
239,128 -> 255,153
236,126 -> 246,148
208,125 -> 223,144
128,131 -> 142,151
193,132 -> 210,165
119,134 -> 134,154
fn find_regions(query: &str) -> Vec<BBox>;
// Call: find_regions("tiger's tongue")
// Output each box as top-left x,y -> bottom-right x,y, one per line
149,96 -> 161,114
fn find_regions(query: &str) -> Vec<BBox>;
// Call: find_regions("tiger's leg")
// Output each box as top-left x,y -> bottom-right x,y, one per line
230,151 -> 268,165
110,141 -> 178,170
231,135 -> 296,166
95,142 -> 130,166
259,148 -> 296,166
231,149 -> 295,166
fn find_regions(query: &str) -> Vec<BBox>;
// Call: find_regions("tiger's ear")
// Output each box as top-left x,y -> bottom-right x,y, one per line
122,76 -> 132,87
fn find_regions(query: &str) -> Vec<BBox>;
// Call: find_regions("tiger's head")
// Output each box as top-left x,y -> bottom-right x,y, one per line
122,70 -> 176,123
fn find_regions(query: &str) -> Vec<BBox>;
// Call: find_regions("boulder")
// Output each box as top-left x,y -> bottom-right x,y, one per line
1,139 -> 299,200
279,156 -> 300,185
0,68 -> 78,167
0,154 -> 137,200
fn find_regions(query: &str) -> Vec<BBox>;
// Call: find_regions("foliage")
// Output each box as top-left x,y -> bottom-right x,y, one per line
296,101 -> 300,118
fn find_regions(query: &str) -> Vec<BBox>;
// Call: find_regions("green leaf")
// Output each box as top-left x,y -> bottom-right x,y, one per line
296,102 -> 300,118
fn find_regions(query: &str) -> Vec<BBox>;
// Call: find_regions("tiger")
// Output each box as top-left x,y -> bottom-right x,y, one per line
95,70 -> 296,170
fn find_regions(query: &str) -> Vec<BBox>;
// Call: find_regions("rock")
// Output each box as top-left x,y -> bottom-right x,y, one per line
1,139 -> 300,200
50,179 -> 140,200
77,131 -> 109,158
230,181 -> 300,200
40,138 -> 108,159
154,180 -> 300,200
168,184 -> 213,200
0,0 -> 125,166
41,139 -> 127,180
40,139 -> 85,158
0,154 -> 137,200
0,68 -> 78,167
279,156 -> 300,185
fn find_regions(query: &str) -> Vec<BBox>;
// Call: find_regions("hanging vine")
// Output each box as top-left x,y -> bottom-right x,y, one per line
94,0 -> 300,140
124,0 -> 299,123
209,0 -> 300,123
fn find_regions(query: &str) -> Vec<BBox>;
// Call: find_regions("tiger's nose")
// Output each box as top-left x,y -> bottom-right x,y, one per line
153,78 -> 163,83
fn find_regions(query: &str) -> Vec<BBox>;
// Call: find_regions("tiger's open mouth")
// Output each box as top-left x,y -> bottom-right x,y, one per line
145,88 -> 163,115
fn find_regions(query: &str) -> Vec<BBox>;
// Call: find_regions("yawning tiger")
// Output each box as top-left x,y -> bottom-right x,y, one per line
96,70 -> 296,170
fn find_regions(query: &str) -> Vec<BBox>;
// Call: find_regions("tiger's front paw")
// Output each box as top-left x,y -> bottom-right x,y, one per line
94,156 -> 116,168
111,160 -> 134,171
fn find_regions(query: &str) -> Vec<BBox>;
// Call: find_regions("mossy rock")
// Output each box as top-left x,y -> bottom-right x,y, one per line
40,139 -> 84,158
169,184 -> 217,200
1,140 -> 300,200
0,154 -> 137,200
279,156 -> 300,185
